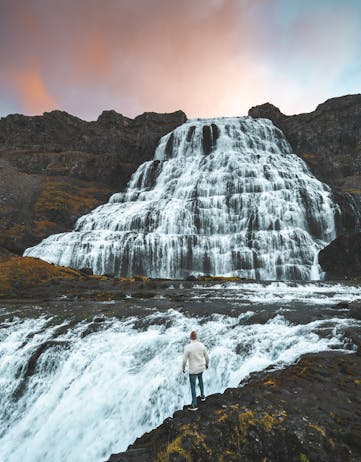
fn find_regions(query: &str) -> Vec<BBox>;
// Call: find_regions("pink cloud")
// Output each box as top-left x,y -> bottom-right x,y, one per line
0,0 -> 359,119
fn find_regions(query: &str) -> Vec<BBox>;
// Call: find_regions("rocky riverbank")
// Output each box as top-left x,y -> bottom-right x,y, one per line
107,349 -> 361,462
0,255 -> 255,300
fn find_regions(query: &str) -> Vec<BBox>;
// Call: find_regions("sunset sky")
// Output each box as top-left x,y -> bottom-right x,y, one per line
1,0 -> 360,120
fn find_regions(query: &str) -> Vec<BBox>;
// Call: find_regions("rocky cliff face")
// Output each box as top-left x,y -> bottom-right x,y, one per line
318,232 -> 361,278
249,94 -> 361,234
0,110 -> 186,254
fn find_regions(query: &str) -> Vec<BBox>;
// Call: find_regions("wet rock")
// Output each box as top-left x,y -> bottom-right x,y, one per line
79,267 -> 94,276
336,301 -> 349,308
318,233 -> 361,278
350,302 -> 361,320
106,448 -> 151,462
108,351 -> 361,462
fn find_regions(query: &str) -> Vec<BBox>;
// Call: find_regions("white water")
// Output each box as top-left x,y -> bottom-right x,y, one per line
0,306 -> 356,462
192,281 -> 361,305
25,117 -> 338,280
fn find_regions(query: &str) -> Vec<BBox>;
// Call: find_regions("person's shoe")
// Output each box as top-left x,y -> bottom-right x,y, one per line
188,406 -> 198,411
201,395 -> 206,402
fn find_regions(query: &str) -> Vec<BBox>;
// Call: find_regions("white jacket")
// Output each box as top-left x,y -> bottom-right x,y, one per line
182,340 -> 209,374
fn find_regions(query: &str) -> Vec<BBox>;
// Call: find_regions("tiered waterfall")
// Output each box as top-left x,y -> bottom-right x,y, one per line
25,117 -> 338,280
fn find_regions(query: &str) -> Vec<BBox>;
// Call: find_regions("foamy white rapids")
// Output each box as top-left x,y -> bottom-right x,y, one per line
0,310 -> 356,462
25,117 -> 338,280
193,281 -> 361,305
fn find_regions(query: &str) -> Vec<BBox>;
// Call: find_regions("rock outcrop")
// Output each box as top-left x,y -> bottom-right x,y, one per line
249,94 -> 361,233
0,110 -> 186,254
318,232 -> 361,278
107,351 -> 361,462
0,256 -> 84,297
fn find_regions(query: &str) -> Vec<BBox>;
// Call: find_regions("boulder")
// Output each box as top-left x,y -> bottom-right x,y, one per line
318,232 -> 361,278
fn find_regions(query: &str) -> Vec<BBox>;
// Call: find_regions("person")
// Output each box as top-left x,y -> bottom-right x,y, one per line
182,330 -> 209,411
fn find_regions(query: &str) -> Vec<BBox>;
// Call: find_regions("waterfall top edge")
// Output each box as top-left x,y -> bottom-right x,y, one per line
184,115 -> 272,124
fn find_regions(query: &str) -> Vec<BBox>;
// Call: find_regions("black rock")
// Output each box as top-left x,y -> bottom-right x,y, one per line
318,232 -> 361,277
106,351 -> 361,462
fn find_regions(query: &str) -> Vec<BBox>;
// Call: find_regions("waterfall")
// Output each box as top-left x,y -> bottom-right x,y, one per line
24,117 -> 338,280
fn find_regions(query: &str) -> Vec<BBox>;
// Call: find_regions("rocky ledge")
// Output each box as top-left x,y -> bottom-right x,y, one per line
0,255 -> 254,300
107,348 -> 361,462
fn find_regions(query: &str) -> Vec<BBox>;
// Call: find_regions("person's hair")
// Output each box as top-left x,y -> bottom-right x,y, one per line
190,331 -> 197,340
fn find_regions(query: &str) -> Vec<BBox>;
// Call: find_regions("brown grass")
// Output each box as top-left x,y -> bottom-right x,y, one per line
0,256 -> 83,294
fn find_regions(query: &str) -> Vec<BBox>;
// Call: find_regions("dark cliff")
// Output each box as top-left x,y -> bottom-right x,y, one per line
0,109 -> 186,254
318,232 -> 361,278
249,94 -> 361,234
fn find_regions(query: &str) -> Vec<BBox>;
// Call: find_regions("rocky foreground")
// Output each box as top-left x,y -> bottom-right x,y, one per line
107,349 -> 361,462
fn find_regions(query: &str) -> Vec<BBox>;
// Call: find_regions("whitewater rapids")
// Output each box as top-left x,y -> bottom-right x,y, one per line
0,282 -> 360,462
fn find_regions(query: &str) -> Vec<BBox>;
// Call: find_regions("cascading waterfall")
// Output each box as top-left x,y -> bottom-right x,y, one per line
24,117 -> 338,280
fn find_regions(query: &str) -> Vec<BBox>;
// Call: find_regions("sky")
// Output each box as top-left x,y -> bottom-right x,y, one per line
0,0 -> 360,120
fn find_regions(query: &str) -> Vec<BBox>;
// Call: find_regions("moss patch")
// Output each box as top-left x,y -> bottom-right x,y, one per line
155,436 -> 192,462
35,179 -> 111,222
0,256 -> 83,295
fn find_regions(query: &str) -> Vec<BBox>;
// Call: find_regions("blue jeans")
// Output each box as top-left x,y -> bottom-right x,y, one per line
189,373 -> 204,407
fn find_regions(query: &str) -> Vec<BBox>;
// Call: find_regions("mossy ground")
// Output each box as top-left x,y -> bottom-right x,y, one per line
35,178 -> 111,222
122,352 -> 361,462
0,256 -> 83,295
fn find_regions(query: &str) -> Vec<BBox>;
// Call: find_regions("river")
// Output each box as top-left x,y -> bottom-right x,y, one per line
0,281 -> 360,462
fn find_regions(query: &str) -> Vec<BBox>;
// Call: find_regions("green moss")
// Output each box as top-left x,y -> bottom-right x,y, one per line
263,379 -> 277,388
155,436 -> 192,462
193,275 -> 246,282
299,454 -> 310,462
340,187 -> 361,194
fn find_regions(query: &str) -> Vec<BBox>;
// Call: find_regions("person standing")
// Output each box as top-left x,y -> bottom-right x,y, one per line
182,330 -> 209,411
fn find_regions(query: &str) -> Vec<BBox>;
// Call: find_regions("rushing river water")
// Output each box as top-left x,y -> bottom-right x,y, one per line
0,282 -> 360,462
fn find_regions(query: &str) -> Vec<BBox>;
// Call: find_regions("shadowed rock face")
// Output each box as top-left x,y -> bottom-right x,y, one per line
319,232 -> 361,278
0,110 -> 187,169
0,110 -> 186,254
249,94 -> 361,234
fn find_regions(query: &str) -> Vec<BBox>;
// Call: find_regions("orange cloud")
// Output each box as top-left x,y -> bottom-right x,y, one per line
15,68 -> 56,114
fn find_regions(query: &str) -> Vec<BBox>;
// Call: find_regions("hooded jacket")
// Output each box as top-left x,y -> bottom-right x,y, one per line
182,340 -> 209,374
